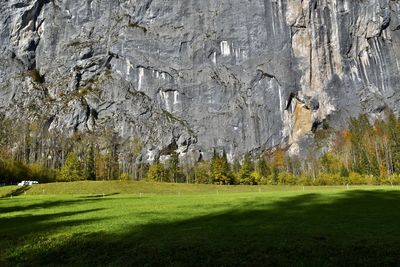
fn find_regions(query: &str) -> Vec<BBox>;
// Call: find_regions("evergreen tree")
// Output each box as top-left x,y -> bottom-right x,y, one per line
320,152 -> 342,174
167,151 -> 182,183
84,145 -> 96,180
237,154 -> 254,184
194,161 -> 211,184
58,152 -> 83,182
210,150 -> 231,185
256,158 -> 270,178
387,112 -> 400,174
350,115 -> 379,176
232,158 -> 241,173
95,152 -> 107,180
147,161 -> 167,182
131,135 -> 143,180
272,148 -> 286,184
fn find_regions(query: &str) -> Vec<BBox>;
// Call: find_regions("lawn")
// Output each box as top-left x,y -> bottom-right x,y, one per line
1,182 -> 400,266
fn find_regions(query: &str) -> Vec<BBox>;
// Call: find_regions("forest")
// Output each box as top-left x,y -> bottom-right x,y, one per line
1,112 -> 400,186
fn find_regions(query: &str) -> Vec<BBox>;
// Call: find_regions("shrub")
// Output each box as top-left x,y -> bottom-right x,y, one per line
28,163 -> 57,183
348,172 -> 366,185
262,174 -> 276,185
382,174 -> 400,185
28,69 -> 44,83
119,172 -> 131,181
314,173 -> 331,186
250,171 -> 263,185
278,172 -> 296,185
298,174 -> 312,186
315,173 -> 347,186
0,160 -> 30,184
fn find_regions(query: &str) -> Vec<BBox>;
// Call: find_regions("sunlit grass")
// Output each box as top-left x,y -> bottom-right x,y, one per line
1,183 -> 400,266
1,180 -> 398,197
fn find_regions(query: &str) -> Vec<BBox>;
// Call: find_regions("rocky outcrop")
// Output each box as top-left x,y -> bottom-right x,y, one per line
0,0 -> 400,160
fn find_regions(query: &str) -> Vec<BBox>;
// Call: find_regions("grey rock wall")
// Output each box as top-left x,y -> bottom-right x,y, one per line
0,0 -> 399,160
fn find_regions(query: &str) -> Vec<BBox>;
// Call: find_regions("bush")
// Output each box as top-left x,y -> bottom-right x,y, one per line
119,172 -> 131,181
298,174 -> 312,186
262,174 -> 275,185
314,173 -> 331,186
314,173 -> 346,186
0,160 -> 57,184
348,172 -> 367,185
381,174 -> 400,185
28,163 -> 57,183
0,160 -> 30,184
278,172 -> 296,185
250,171 -> 263,185
28,69 -> 44,83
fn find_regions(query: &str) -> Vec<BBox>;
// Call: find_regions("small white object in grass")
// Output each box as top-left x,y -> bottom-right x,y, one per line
346,184 -> 349,190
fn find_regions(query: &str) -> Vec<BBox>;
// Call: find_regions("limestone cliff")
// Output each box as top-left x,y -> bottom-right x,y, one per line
1,0 -> 399,160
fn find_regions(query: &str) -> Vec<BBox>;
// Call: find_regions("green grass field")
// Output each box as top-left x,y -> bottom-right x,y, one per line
1,182 -> 400,266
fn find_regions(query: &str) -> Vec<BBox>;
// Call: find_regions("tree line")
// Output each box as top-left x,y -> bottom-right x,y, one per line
2,112 -> 400,185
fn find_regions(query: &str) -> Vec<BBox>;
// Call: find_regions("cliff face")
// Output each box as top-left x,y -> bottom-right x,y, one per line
1,0 -> 400,160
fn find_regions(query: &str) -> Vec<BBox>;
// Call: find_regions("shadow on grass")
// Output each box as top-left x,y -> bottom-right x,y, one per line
3,190 -> 400,266
0,208 -> 104,237
82,192 -> 121,198
1,186 -> 30,198
0,197 -> 113,214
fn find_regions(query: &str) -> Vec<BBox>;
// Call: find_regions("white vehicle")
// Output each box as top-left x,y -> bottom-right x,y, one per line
18,181 -> 27,186
18,181 -> 39,186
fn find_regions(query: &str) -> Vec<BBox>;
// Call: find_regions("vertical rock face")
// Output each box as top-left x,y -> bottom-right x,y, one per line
0,0 -> 399,160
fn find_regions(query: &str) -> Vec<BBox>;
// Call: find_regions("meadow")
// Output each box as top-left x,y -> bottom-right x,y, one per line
1,181 -> 400,266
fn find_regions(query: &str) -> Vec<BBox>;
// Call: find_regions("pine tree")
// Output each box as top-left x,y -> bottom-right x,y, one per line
232,158 -> 241,173
58,152 -> 83,182
131,135 -> 143,180
167,151 -> 181,183
273,148 -> 286,170
237,154 -> 254,184
387,112 -> 400,174
147,161 -> 167,182
272,148 -> 286,184
256,158 -> 270,178
95,152 -> 107,180
320,152 -> 342,174
194,161 -> 211,184
84,145 -> 96,180
210,150 -> 231,185
350,115 -> 379,176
